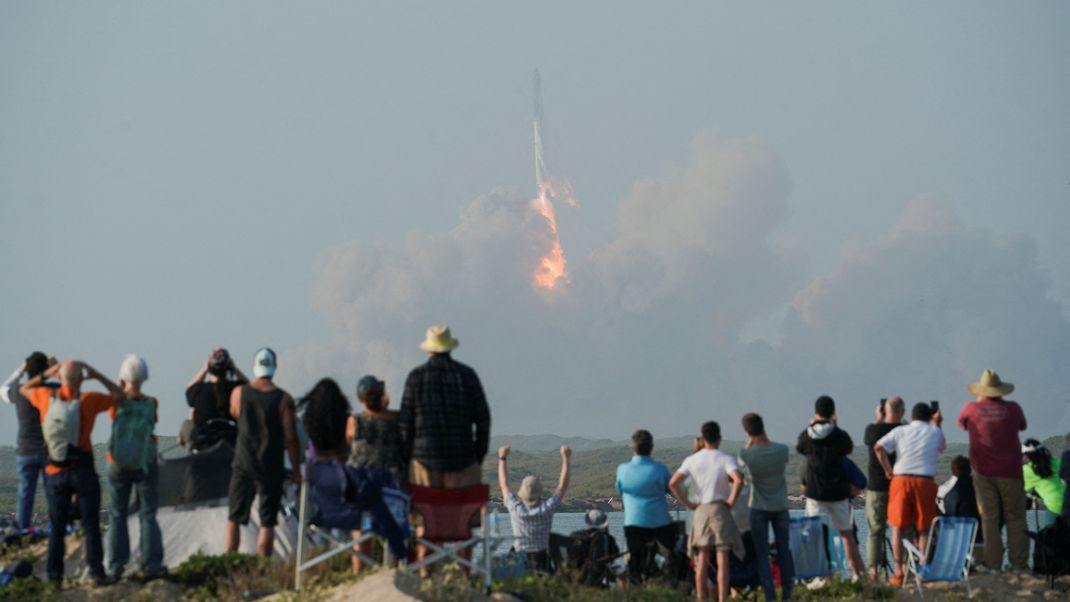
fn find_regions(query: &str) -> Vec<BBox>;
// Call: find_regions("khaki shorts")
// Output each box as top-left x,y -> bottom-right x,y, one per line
407,460 -> 482,488
407,460 -> 483,528
804,497 -> 854,532
689,502 -> 744,559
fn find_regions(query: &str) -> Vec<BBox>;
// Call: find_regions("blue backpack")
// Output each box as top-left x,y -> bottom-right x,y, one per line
109,397 -> 156,473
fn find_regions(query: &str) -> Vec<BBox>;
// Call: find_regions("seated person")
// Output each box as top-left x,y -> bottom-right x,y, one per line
498,444 -> 571,574
183,349 -> 246,449
1022,439 -> 1065,527
562,510 -> 621,587
302,378 -> 407,561
939,455 -> 984,546
345,375 -> 403,573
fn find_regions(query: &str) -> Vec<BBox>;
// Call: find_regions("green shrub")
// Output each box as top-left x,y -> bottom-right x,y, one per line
0,578 -> 58,602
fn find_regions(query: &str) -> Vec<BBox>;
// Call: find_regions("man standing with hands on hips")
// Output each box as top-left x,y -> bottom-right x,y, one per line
669,421 -> 744,602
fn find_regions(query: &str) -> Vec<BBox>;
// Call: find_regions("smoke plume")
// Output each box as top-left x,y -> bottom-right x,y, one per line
280,137 -> 1070,442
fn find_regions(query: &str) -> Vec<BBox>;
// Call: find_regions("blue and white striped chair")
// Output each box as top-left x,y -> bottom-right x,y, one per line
903,516 -> 978,598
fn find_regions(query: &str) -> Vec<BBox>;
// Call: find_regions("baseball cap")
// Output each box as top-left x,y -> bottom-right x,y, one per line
252,348 -> 277,378
356,375 -> 384,399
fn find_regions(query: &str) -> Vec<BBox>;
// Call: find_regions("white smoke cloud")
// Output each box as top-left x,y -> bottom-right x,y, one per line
280,137 -> 1070,443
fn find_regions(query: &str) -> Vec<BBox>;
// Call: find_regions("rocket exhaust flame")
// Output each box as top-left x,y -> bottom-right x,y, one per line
531,70 -> 576,290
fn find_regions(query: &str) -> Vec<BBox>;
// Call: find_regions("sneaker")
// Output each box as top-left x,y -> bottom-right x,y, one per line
975,564 -> 1000,576
888,574 -> 904,586
805,577 -> 828,590
135,571 -> 165,583
89,574 -> 115,588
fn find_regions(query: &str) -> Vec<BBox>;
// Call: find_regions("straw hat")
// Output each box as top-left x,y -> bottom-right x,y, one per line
967,369 -> 1014,398
419,325 -> 459,353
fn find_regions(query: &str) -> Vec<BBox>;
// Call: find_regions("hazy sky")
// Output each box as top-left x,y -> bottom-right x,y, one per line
2,2 -> 1069,447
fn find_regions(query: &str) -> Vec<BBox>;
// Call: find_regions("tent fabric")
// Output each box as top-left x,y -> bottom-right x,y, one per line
156,441 -> 235,507
120,443 -> 298,569
121,497 -> 299,569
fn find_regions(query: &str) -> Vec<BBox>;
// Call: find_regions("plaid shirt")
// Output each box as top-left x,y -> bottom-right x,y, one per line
505,492 -> 561,552
399,353 -> 491,471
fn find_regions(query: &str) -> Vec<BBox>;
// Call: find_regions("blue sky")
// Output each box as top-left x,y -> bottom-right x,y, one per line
2,2 -> 1068,445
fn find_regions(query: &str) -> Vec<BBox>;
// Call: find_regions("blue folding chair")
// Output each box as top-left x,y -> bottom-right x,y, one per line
903,516 -> 978,598
789,515 -> 829,580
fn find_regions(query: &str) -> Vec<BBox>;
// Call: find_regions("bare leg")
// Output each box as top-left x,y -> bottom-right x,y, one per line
416,526 -> 429,578
715,549 -> 731,602
915,532 -> 928,564
225,520 -> 241,553
840,531 -> 865,578
351,530 -> 365,573
694,548 -> 711,601
257,527 -> 275,558
890,526 -> 904,578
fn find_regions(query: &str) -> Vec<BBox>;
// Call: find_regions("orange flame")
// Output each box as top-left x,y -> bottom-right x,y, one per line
532,180 -> 576,290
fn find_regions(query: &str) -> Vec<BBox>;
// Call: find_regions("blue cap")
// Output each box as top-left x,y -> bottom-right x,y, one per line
356,375 -> 384,399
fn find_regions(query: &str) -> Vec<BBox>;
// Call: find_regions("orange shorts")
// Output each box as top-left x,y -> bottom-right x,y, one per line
888,475 -> 938,532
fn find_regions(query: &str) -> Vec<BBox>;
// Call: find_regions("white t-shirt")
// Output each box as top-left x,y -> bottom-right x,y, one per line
876,420 -> 946,477
676,448 -> 740,504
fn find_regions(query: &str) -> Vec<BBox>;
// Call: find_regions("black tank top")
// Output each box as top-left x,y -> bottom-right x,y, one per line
232,386 -> 285,484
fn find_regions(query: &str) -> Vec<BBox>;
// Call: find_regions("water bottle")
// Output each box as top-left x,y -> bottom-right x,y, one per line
488,511 -> 499,537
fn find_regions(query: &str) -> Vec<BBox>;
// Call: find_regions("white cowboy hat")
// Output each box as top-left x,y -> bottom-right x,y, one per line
419,325 -> 459,353
967,369 -> 1014,398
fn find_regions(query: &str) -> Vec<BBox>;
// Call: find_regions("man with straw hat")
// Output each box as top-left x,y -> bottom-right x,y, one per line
957,369 -> 1028,573
400,326 -> 491,573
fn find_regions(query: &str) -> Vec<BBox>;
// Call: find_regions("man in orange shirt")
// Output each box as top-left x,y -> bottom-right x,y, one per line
20,360 -> 124,589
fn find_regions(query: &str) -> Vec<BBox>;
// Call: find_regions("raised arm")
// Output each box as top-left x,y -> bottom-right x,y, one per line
280,394 -> 302,488
18,362 -> 59,399
555,445 -> 571,498
1,363 -> 24,404
497,445 -> 511,497
85,363 -> 124,401
186,354 -> 211,389
229,357 -> 249,383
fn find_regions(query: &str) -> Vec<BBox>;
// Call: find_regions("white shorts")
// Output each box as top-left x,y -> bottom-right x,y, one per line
804,498 -> 853,532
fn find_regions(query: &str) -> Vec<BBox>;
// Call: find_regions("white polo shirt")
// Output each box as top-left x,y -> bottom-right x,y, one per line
876,420 -> 946,477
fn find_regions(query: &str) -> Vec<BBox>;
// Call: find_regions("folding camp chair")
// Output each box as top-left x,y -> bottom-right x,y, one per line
789,515 -> 829,580
403,484 -> 511,588
294,466 -> 411,590
902,516 -> 978,598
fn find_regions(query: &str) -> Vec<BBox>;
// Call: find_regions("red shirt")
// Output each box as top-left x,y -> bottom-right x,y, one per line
957,397 -> 1027,479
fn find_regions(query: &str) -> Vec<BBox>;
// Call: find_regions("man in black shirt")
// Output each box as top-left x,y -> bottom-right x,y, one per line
796,395 -> 865,580
862,396 -> 903,581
